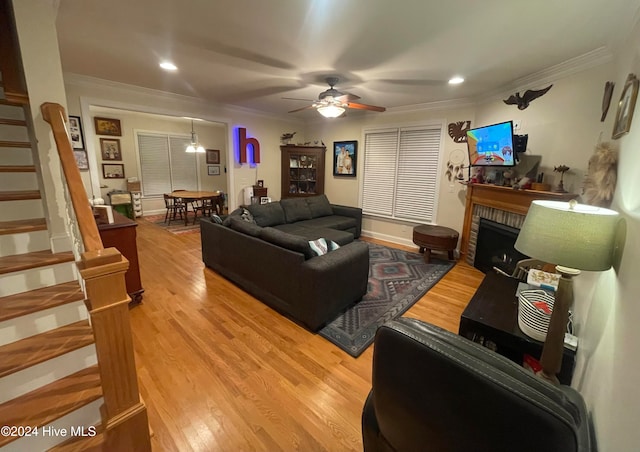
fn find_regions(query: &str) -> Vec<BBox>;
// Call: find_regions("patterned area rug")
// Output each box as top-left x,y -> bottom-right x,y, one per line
142,214 -> 201,235
319,242 -> 454,357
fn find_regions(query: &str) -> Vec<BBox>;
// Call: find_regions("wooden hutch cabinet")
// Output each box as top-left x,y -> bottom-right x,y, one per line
280,145 -> 326,198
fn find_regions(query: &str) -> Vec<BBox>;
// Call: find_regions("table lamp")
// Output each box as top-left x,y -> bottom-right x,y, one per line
514,200 -> 620,385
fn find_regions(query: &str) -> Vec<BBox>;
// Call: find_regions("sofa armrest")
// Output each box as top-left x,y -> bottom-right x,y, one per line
331,204 -> 362,237
297,240 -> 369,330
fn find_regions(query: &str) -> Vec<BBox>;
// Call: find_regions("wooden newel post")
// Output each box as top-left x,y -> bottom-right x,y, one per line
79,247 -> 151,451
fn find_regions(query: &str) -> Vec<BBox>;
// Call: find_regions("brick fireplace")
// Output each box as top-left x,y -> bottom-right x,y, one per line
461,184 -> 577,267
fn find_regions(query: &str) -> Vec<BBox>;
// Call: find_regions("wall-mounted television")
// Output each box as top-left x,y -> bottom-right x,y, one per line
466,120 -> 515,167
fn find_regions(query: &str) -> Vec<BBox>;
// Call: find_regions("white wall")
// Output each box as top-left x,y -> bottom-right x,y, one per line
571,18 -> 640,452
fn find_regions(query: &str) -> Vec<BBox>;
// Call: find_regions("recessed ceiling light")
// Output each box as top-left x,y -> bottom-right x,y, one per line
448,76 -> 464,85
160,61 -> 178,71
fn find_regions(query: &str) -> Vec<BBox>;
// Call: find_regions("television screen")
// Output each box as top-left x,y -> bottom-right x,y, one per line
466,121 -> 515,167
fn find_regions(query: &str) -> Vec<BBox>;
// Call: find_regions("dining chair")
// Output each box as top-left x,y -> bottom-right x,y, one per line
163,193 -> 185,224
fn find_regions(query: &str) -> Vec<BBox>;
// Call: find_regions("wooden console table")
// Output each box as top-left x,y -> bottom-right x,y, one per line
97,211 -> 144,304
460,184 -> 577,259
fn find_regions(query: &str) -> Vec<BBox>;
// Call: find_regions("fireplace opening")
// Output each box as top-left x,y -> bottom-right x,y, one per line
474,218 -> 529,274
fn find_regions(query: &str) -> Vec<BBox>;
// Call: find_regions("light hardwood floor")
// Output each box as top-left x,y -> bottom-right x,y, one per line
130,219 -> 485,451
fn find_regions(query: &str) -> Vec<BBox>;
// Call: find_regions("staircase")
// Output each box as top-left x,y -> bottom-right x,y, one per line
0,100 -> 107,451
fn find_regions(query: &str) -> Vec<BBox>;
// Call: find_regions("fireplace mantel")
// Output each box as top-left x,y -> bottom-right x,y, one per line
460,184 -> 577,259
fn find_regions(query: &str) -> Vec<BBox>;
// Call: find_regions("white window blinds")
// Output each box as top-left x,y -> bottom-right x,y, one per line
138,133 -> 198,196
362,125 -> 442,223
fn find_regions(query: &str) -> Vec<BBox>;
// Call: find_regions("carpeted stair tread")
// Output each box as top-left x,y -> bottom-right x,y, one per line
0,365 -> 102,448
0,189 -> 40,201
0,281 -> 84,323
0,217 -> 47,235
0,320 -> 94,378
0,164 -> 36,172
0,249 -> 74,275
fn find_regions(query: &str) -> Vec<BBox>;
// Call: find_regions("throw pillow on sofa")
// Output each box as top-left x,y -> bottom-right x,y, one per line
308,238 -> 341,256
247,202 -> 286,227
240,208 -> 255,223
306,194 -> 333,218
259,227 -> 315,260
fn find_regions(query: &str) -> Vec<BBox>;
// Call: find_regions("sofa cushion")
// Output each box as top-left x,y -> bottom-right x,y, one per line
295,215 -> 358,232
247,202 -> 286,227
280,198 -> 313,223
306,194 -> 333,218
288,227 -> 354,246
259,227 -> 315,260
228,216 -> 262,237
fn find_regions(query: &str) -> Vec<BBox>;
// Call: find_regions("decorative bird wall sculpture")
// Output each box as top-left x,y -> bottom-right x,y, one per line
448,121 -> 471,143
504,85 -> 553,110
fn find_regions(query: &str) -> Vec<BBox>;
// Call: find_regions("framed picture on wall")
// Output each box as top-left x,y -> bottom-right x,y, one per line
68,115 -> 85,149
612,73 -> 639,139
94,117 -> 122,136
100,138 -> 122,161
333,140 -> 357,177
206,149 -> 220,164
102,163 -> 125,179
207,165 -> 221,176
73,149 -> 89,171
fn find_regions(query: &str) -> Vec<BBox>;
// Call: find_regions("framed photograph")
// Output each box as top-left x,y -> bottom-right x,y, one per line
102,163 -> 125,179
333,140 -> 358,177
260,197 -> 271,204
94,117 -> 122,136
206,149 -> 220,164
73,149 -> 89,171
100,138 -> 122,161
207,165 -> 221,176
256,179 -> 264,187
612,73 -> 639,139
68,115 -> 85,149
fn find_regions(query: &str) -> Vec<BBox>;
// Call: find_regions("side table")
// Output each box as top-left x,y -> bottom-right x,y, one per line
458,272 -> 576,385
412,224 -> 458,263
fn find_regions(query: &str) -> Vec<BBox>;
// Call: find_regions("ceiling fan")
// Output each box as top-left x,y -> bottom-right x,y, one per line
285,77 -> 386,118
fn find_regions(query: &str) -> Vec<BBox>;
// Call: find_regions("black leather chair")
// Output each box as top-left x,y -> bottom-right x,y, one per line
362,318 -> 595,452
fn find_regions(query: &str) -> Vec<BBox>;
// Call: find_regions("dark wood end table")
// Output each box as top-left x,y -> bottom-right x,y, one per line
459,272 -> 576,385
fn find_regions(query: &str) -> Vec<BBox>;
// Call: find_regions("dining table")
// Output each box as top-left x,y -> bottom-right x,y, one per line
168,190 -> 224,226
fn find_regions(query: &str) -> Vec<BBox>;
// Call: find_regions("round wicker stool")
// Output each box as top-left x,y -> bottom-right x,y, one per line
412,225 -> 459,263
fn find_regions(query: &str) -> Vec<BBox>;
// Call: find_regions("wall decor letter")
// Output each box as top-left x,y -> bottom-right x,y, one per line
238,127 -> 261,163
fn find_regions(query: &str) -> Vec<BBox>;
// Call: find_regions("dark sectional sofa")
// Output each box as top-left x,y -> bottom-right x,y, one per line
200,194 -> 370,331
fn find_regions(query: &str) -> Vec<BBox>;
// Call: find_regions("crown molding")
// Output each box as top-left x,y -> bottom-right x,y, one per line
476,47 -> 614,104
387,97 -> 477,114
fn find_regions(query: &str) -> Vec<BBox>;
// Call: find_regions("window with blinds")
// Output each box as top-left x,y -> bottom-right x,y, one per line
362,124 -> 443,223
137,133 -> 198,196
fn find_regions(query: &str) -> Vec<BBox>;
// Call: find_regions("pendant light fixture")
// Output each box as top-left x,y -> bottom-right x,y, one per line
185,119 -> 205,153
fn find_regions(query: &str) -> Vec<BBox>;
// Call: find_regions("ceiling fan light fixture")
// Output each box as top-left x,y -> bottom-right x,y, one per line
185,120 -> 206,153
448,76 -> 465,85
317,104 -> 345,118
160,61 -> 178,71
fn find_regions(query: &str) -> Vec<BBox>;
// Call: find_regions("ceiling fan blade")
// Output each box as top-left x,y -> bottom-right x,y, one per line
288,105 -> 316,113
336,92 -> 361,102
346,102 -> 386,112
283,97 -> 316,102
